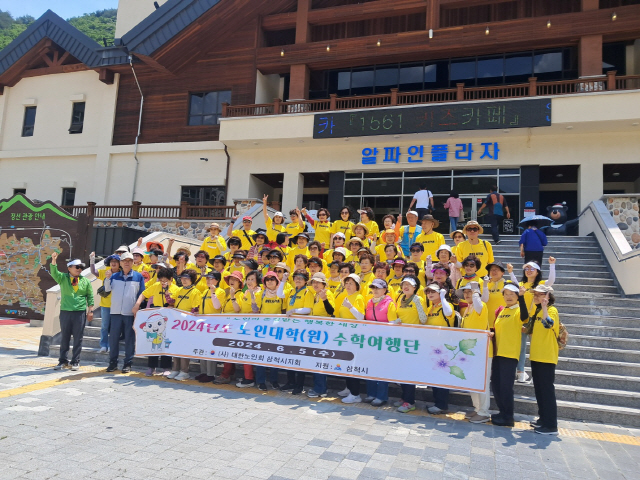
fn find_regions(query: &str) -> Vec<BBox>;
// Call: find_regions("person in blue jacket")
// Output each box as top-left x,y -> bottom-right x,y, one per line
519,221 -> 548,266
104,252 -> 146,373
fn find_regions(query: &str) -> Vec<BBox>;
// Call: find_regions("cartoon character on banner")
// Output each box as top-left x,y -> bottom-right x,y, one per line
139,313 -> 169,351
542,202 -> 579,236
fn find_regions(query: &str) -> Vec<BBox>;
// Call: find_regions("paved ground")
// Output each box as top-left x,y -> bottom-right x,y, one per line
1,324 -> 639,480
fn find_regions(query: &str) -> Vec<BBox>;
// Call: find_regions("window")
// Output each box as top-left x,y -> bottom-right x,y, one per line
188,91 -> 231,126
13,188 -> 26,195
181,186 -> 226,206
22,106 -> 36,137
69,102 -> 85,134
62,188 -> 76,206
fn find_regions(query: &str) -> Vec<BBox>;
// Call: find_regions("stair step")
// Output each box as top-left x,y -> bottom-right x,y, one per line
560,345 -> 640,363
570,334 -> 640,350
553,356 -> 640,377
553,277 -> 615,286
493,251 -> 602,260
552,284 -> 618,294
563,324 -> 640,339
514,383 -> 640,409
535,368 -> 640,392
560,313 -> 640,328
498,259 -> 608,269
555,304 -> 640,319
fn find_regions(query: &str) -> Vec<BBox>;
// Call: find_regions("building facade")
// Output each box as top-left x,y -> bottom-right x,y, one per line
0,0 -> 639,234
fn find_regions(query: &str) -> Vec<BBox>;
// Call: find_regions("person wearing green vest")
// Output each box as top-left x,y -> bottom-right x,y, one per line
50,252 -> 94,371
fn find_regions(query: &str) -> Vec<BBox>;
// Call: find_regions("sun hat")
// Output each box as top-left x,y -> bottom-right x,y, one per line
435,244 -> 452,257
212,255 -> 227,265
262,271 -> 280,285
308,272 -> 328,285
392,258 -> 407,266
450,230 -> 466,240
266,249 -> 284,260
348,237 -> 364,246
67,259 -> 86,268
333,247 -> 347,257
252,229 -> 268,241
146,241 -> 164,253
485,260 -> 506,272
456,282 -> 480,298
208,223 -> 221,232
333,232 -> 346,239
120,252 -> 134,261
241,259 -> 259,270
357,247 -> 370,253
224,270 -> 245,288
343,273 -> 361,288
274,211 -> 284,218
274,262 -> 290,272
370,278 -> 388,289
503,281 -> 520,293
420,214 -> 440,228
533,284 -> 554,294
104,255 -> 120,264
176,246 -> 192,256
463,221 -> 483,235
523,261 -> 541,271
115,245 -> 129,253
382,229 -> 399,242
293,233 -> 310,242
352,223 -> 369,236
424,282 -> 442,293
131,247 -> 145,256
232,251 -> 246,259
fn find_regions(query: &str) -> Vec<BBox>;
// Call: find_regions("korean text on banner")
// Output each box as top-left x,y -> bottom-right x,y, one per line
135,308 -> 490,393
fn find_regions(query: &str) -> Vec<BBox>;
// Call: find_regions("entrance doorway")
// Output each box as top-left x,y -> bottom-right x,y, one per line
459,195 -> 488,229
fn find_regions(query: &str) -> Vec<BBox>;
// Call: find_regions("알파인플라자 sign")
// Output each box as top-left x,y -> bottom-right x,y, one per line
135,308 -> 491,393
313,98 -> 551,139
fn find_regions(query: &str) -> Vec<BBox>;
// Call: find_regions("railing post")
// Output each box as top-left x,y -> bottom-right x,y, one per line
330,94 -> 337,110
607,70 -> 617,90
222,102 -> 229,117
86,202 -> 96,218
390,88 -> 398,106
528,77 -> 537,96
273,97 -> 282,114
180,201 -> 189,219
456,83 -> 464,101
131,201 -> 141,220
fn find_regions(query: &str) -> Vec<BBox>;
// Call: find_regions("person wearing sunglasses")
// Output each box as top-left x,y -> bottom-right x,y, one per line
415,215 -> 445,261
323,232 -> 346,263
192,250 -> 213,294
226,215 -> 257,251
302,207 -> 332,249
50,253 -> 94,371
330,206 -> 355,244
455,221 -> 494,278
261,249 -> 283,278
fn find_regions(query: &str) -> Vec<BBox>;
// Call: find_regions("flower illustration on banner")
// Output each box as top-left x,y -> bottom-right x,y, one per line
432,339 -> 478,380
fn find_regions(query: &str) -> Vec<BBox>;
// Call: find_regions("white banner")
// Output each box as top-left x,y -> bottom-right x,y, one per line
135,308 -> 490,393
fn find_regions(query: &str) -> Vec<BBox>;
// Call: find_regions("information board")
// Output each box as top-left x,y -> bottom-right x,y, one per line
313,98 -> 551,139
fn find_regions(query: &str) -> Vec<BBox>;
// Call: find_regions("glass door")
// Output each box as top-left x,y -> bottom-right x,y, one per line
458,195 -> 488,229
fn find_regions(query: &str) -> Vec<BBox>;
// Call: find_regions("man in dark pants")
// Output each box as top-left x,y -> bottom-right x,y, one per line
105,252 -> 146,373
50,253 -> 94,371
477,186 -> 510,245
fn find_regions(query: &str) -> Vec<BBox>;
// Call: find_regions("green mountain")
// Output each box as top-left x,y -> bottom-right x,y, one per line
0,194 -> 77,222
0,9 -> 117,50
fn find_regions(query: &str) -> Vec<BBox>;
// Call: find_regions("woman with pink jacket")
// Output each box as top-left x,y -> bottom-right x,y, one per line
443,191 -> 464,233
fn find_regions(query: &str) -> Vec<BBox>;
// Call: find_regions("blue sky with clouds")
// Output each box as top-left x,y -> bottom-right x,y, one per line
4,0 -> 119,20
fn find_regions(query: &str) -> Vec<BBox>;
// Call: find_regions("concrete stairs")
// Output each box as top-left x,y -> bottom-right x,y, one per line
50,235 -> 640,426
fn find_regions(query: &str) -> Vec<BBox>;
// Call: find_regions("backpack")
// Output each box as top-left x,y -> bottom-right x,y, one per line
440,307 -> 462,328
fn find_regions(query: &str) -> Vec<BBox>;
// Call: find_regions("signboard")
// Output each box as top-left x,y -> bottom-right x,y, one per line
503,218 -> 514,233
523,209 -> 536,218
0,194 -> 91,320
314,98 -> 551,139
135,309 -> 491,393
359,141 -> 499,165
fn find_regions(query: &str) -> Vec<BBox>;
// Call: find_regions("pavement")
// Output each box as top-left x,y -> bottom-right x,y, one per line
1,324 -> 639,480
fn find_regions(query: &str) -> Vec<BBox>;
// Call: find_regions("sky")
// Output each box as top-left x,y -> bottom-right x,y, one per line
3,0 -> 119,20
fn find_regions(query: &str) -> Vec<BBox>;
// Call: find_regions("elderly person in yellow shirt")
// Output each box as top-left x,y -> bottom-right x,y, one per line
200,223 -> 227,260
226,215 -> 257,251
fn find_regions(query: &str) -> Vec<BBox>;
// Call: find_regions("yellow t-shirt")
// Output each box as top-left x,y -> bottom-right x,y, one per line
426,303 -> 456,327
396,295 -> 425,325
222,290 -> 243,313
415,231 -> 445,260
455,240 -> 494,278
260,294 -> 284,314
97,269 -> 116,308
494,304 -> 525,360
461,301 -> 492,356
529,305 -> 560,364
285,221 -> 304,238
200,287 -> 227,314
484,279 -> 506,327
363,220 -> 380,239
387,275 -> 404,293
312,221 -> 332,247
265,216 -> 286,243
241,289 -> 262,314
331,220 -> 354,241
375,244 -> 403,262
141,282 -> 181,308
335,291 -> 365,319
200,236 -> 227,259
327,278 -> 342,296
174,286 -> 203,313
225,263 -> 246,277
311,289 -> 335,317
456,275 -> 484,291
287,246 -> 311,269
284,287 -> 314,313
193,267 -> 213,293
231,229 -> 257,251
520,279 -> 548,312
358,271 -> 375,295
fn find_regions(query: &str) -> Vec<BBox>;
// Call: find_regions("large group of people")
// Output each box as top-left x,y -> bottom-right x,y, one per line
50,199 -> 561,435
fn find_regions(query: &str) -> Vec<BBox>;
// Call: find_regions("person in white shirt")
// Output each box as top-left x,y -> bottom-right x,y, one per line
408,185 -> 434,221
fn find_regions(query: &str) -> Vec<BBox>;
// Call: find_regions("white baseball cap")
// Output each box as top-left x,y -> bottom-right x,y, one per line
407,210 -> 419,217
274,211 -> 284,218
120,252 -> 134,261
67,259 -> 85,268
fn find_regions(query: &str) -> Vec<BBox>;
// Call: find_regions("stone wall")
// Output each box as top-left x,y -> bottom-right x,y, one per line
93,219 -> 231,241
606,196 -> 640,249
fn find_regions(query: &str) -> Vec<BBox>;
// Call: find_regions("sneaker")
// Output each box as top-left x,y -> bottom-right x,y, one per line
198,375 -> 215,383
292,387 -> 304,395
162,369 -> 172,377
53,362 -> 68,370
393,400 -> 404,408
213,376 -> 231,384
371,399 -> 387,407
106,363 -> 118,372
363,396 -> 375,403
516,371 -> 531,383
529,418 -> 543,428
280,383 -> 296,391
491,414 -> 514,427
341,394 -> 362,404
194,373 -> 207,381
534,426 -> 558,436
258,383 -> 268,391
397,402 -> 415,413
98,347 -> 108,353
121,364 -> 132,374
337,388 -> 351,397
175,372 -> 190,381
469,414 -> 491,424
236,379 -> 255,388
465,410 -> 477,419
271,382 -> 281,390
427,406 -> 447,415
307,390 -> 327,398
145,368 -> 154,377
70,363 -> 80,371
166,370 -> 180,379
